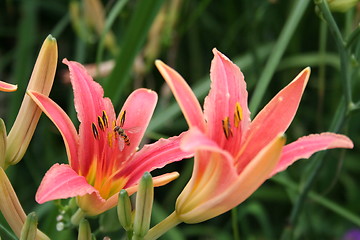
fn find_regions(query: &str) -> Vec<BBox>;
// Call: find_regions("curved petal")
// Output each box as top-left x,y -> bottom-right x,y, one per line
179,135 -> 285,223
27,91 -> 79,171
36,164 -> 97,204
176,128 -> 238,220
155,60 -> 206,132
116,88 -> 158,157
119,132 -> 193,187
64,59 -> 116,176
236,68 -> 310,173
270,133 -> 354,177
0,81 -> 17,92
204,49 -> 250,154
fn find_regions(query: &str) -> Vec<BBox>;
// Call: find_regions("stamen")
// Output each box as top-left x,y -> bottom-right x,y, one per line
222,117 -> 233,139
98,116 -> 105,131
234,102 -> 243,128
92,123 -> 99,139
102,110 -> 109,128
119,110 -> 126,127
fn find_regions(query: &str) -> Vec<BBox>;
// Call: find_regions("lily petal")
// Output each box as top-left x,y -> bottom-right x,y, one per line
155,60 -> 206,132
204,48 -> 250,152
176,128 -> 238,220
64,59 -> 116,176
236,68 -> 310,173
117,88 -> 158,157
180,135 -> 285,223
0,81 -> 17,92
271,133 -> 354,176
36,164 -> 97,204
27,91 -> 79,171
121,132 -> 193,187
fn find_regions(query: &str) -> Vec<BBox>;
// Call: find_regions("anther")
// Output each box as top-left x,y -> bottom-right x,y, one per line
92,123 -> 99,140
98,116 -> 105,131
102,110 -> 108,128
222,117 -> 233,139
119,110 -> 126,127
234,102 -> 243,128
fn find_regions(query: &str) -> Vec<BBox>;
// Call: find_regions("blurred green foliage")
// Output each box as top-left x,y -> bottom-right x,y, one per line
0,0 -> 359,239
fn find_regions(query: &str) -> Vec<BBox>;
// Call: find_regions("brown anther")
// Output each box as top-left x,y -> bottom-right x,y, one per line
97,116 -> 105,131
119,110 -> 126,127
222,117 -> 233,139
92,123 -> 99,139
102,110 -> 108,128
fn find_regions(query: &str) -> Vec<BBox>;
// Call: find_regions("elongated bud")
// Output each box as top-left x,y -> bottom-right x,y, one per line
0,119 -> 7,168
117,190 -> 133,232
5,35 -> 57,168
133,172 -> 154,239
20,212 -> 38,240
0,81 -> 17,92
0,168 -> 49,239
327,0 -> 359,12
77,219 -> 92,240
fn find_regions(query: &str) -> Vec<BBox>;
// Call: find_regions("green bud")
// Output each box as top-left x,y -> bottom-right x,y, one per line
20,212 -> 38,240
328,0 -> 360,12
117,189 -> 133,232
133,172 -> 154,239
78,219 -> 92,240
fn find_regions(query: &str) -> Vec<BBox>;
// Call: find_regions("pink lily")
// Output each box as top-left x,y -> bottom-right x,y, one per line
28,59 -> 192,216
155,49 -> 353,223
0,81 -> 17,92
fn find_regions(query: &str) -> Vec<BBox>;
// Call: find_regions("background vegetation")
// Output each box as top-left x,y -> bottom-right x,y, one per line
0,0 -> 359,239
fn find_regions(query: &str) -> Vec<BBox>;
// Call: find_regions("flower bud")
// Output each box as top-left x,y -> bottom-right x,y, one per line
20,212 -> 38,240
5,35 -> 57,167
327,0 -> 359,12
117,189 -> 133,232
77,219 -> 92,240
133,172 -> 154,239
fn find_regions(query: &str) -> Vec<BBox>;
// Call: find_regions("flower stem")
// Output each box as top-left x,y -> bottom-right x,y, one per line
231,208 -> 240,240
71,208 -> 86,226
144,212 -> 182,240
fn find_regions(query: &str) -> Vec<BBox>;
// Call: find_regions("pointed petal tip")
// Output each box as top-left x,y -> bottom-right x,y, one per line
62,58 -> 70,65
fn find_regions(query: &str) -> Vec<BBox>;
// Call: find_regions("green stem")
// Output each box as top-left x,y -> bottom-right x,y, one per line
316,0 -> 352,106
249,0 -> 311,114
274,176 -> 360,226
71,208 -> 86,226
144,212 -> 182,240
231,208 -> 240,240
281,97 -> 347,240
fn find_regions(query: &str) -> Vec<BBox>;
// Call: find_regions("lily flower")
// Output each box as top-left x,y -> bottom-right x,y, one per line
155,48 -> 353,223
28,59 -> 192,216
0,81 -> 17,92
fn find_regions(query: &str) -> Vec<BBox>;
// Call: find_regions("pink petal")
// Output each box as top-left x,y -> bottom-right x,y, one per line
119,132 -> 193,188
270,133 -> 354,177
155,60 -> 206,132
179,135 -> 285,223
116,88 -> 158,158
36,164 -> 97,204
63,59 -> 116,176
204,49 -> 251,155
236,68 -> 310,173
27,91 -> 79,171
0,81 -> 17,92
